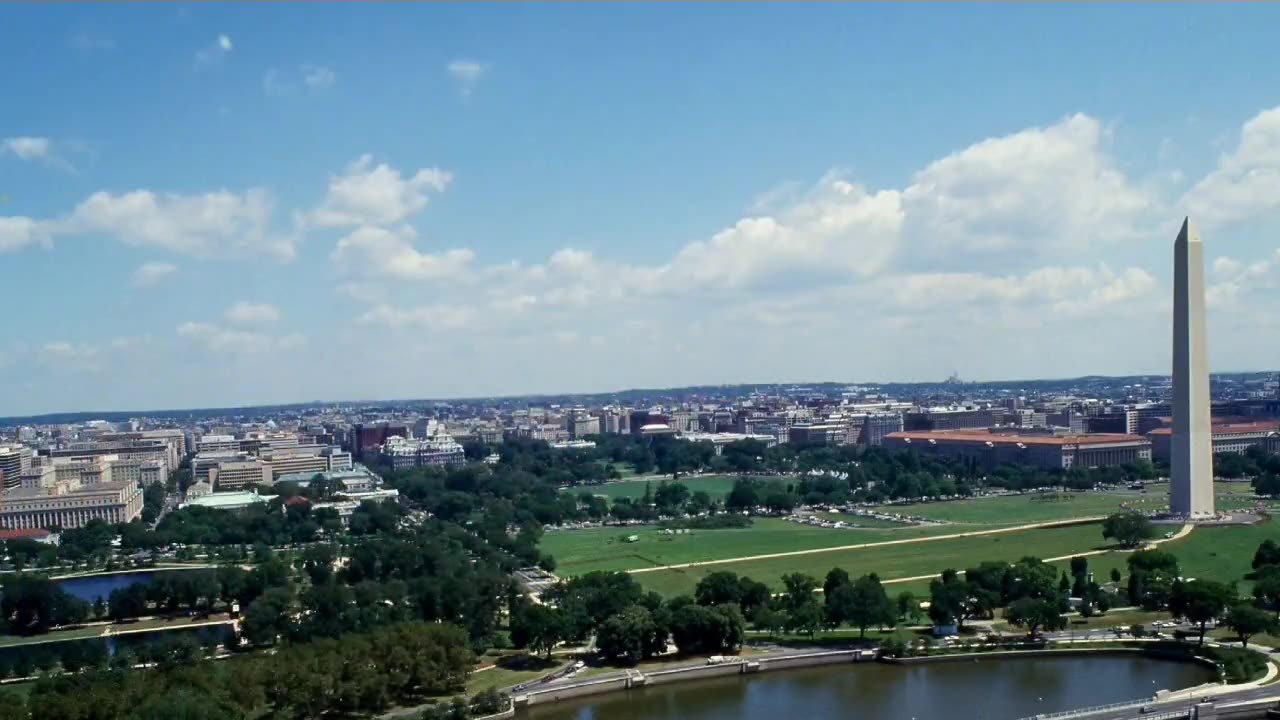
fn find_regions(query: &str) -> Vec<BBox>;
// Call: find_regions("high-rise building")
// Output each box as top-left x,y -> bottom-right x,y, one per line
0,446 -> 32,491
1170,218 -> 1215,519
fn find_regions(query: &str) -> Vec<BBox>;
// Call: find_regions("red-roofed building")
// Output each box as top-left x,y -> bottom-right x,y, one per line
0,528 -> 57,545
883,430 -> 1151,471
1147,420 -> 1280,463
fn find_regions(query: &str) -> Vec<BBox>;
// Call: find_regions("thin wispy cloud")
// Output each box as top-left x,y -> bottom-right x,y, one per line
1,137 -> 86,174
263,65 -> 337,97
68,29 -> 115,52
131,261 -> 178,288
301,64 -> 336,90
2,137 -> 51,161
446,59 -> 486,98
195,33 -> 233,68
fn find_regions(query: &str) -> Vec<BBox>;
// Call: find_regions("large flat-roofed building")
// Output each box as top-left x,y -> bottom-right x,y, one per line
904,407 -> 996,432
108,457 -> 168,486
50,455 -> 114,486
856,413 -> 905,446
209,458 -> 272,492
883,430 -> 1151,471
788,423 -> 849,446
348,424 -> 410,460
192,451 -> 245,485
43,440 -> 170,469
261,445 -> 330,481
1,464 -> 144,530
197,434 -> 240,454
97,430 -> 186,468
1148,420 -> 1280,463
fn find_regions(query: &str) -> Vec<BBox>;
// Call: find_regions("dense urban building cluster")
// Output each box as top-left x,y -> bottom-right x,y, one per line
2,372 -> 1279,534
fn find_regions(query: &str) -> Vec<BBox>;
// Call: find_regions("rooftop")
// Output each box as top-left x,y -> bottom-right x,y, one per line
885,430 -> 1147,447
1147,420 -> 1280,436
184,491 -> 275,509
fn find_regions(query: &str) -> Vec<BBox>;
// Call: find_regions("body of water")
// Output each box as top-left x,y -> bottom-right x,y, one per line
518,655 -> 1214,720
56,571 -> 161,602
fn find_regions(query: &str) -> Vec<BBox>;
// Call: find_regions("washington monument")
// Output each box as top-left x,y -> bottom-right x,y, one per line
1170,217 -> 1215,519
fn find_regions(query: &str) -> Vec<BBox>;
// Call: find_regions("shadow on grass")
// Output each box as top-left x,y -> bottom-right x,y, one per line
493,654 -> 560,672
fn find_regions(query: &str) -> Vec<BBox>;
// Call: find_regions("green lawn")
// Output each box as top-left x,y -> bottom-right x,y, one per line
543,517 -> 969,575
868,483 -> 1270,526
635,522 -> 1110,597
887,517 -> 1280,602
568,475 -> 741,501
869,492 -> 1162,525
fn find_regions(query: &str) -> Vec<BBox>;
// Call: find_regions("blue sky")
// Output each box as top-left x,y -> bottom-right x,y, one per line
4,3 -> 1280,415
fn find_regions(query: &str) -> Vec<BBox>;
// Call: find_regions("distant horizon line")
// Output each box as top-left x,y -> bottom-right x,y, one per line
3,369 -> 1276,425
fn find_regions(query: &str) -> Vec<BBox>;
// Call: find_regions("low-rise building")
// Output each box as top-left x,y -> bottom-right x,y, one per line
1147,420 -> 1280,463
679,432 -> 778,455
377,434 -> 466,469
883,430 -> 1152,471
274,466 -> 382,493
181,489 -> 274,511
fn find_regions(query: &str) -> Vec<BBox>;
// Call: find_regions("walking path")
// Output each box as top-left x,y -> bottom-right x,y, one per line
880,523 -> 1193,586
627,517 -> 1106,574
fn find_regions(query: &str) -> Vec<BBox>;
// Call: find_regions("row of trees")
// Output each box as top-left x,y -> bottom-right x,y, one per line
0,622 -> 474,720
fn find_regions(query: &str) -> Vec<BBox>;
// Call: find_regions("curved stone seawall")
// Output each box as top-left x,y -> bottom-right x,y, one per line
513,649 -> 878,707
512,646 -> 1228,712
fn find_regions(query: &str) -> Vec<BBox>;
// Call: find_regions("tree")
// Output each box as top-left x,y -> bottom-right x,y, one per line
669,604 -> 744,654
1224,604 -> 1276,649
823,568 -> 851,598
1171,580 -> 1235,645
509,604 -> 565,658
896,591 -> 921,624
1102,512 -> 1155,548
1253,568 -> 1280,611
1253,540 -> 1280,570
780,573 -> 818,612
785,598 -> 824,637
929,570 -> 994,630
653,482 -> 691,514
737,578 -> 772,616
828,574 -> 894,637
0,691 -> 26,720
1005,597 -> 1066,637
596,605 -> 667,664
725,479 -> 760,512
1110,568 -> 1123,584
695,572 -> 743,607
1256,473 -> 1280,497
241,587 -> 293,646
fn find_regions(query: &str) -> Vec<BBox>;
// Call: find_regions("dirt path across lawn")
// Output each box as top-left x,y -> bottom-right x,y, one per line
626,517 -> 1109,574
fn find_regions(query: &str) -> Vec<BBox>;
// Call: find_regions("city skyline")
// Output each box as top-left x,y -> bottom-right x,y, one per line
5,4 -> 1280,415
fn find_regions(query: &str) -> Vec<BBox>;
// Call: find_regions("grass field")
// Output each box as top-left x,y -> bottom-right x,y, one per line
883,518 -> 1280,601
634,522 -> 1109,597
569,475 -> 741,501
869,492 -> 1160,525
542,517 -> 968,575
869,483 -> 1272,526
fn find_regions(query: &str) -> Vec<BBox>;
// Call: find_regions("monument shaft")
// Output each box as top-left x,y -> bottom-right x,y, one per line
1170,218 -> 1215,518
